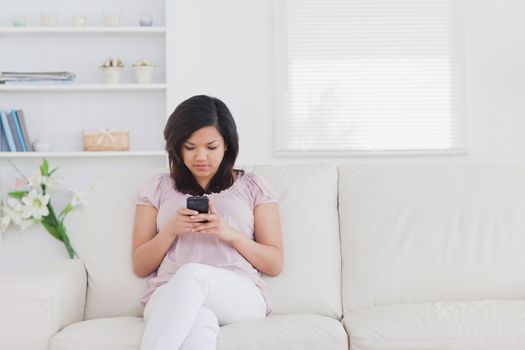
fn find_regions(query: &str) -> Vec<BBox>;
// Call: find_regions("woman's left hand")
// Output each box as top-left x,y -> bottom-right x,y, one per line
190,201 -> 240,243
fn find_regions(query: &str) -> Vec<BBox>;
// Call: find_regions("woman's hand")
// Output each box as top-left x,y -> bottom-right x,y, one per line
190,201 -> 240,242
162,207 -> 200,237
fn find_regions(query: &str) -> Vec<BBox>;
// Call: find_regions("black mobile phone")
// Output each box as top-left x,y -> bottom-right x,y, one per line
186,196 -> 209,214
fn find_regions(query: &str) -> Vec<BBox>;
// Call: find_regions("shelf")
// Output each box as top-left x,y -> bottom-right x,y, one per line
0,2 -> 169,163
0,26 -> 166,37
0,84 -> 167,92
0,151 -> 167,158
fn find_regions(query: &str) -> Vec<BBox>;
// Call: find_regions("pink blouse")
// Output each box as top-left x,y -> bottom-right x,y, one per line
136,171 -> 278,315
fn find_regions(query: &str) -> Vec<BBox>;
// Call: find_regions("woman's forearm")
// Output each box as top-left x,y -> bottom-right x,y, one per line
133,229 -> 176,277
230,232 -> 283,276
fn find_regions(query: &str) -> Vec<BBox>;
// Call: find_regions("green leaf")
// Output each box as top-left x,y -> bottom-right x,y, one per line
40,159 -> 49,176
8,191 -> 28,199
48,167 -> 59,177
59,204 -> 73,219
46,202 -> 60,227
41,220 -> 63,242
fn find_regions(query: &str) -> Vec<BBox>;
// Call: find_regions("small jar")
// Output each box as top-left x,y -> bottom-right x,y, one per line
12,14 -> 27,27
104,12 -> 121,27
72,14 -> 86,27
138,14 -> 153,27
41,12 -> 58,26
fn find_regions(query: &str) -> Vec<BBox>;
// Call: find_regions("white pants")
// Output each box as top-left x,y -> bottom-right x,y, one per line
141,263 -> 267,350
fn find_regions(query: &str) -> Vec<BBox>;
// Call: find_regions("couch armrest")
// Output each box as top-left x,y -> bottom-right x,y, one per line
0,259 -> 87,350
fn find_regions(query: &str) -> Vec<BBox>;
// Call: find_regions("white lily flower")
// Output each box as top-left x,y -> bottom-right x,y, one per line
70,189 -> 85,207
0,214 -> 11,233
3,159 -> 79,258
2,198 -> 34,230
6,197 -> 24,214
27,170 -> 43,189
42,174 -> 63,191
21,190 -> 50,220
18,219 -> 35,231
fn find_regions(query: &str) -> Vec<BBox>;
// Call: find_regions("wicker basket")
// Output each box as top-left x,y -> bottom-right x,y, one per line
83,129 -> 129,151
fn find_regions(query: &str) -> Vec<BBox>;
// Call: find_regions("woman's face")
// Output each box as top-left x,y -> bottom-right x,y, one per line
182,126 -> 226,188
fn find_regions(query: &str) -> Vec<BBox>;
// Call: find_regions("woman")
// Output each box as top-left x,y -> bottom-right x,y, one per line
132,95 -> 283,350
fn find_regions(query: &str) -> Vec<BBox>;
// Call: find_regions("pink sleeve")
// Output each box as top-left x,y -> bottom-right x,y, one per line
246,173 -> 278,208
136,174 -> 166,209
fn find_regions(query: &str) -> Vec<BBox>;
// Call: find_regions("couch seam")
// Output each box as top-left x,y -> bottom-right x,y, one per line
219,338 -> 348,350
51,338 -> 138,349
335,165 -> 344,321
351,334 -> 525,342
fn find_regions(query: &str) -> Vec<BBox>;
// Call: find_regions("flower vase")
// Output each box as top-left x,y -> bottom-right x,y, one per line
133,65 -> 154,84
101,67 -> 123,84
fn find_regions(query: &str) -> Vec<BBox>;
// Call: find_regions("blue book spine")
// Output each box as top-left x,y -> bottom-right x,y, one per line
0,115 -> 9,151
0,110 -> 17,151
11,109 -> 27,151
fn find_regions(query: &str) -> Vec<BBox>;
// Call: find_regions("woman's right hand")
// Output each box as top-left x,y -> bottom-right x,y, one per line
162,207 -> 199,237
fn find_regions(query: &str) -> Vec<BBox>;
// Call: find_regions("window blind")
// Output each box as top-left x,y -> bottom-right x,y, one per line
273,0 -> 466,156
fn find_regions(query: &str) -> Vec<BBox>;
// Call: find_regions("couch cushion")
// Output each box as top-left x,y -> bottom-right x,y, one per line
84,171 -> 159,319
344,300 -> 525,350
248,165 -> 342,318
85,165 -> 342,319
51,317 -> 143,350
338,164 -> 525,312
51,314 -> 347,350
219,314 -> 347,350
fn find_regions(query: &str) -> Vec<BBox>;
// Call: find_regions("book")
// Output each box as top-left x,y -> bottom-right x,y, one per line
6,110 -> 23,151
11,110 -> 27,151
0,113 -> 9,151
15,110 -> 33,151
0,110 -> 16,151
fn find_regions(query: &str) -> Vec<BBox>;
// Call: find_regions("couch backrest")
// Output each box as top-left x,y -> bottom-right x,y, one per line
84,164 -> 342,320
339,164 -> 525,313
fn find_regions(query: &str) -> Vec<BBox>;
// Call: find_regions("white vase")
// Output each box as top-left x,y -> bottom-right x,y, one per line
101,67 -> 123,84
32,140 -> 51,152
41,12 -> 58,26
133,66 -> 154,84
104,13 -> 121,27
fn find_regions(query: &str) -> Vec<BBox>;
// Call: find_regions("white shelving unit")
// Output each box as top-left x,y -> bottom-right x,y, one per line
0,0 -> 169,158
0,150 -> 166,158
0,26 -> 166,36
0,84 -> 167,92
0,0 -> 172,272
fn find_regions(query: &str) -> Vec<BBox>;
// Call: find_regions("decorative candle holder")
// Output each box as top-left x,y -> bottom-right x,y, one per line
12,14 -> 27,27
138,14 -> 153,27
41,12 -> 58,26
104,12 -> 121,27
72,14 -> 86,27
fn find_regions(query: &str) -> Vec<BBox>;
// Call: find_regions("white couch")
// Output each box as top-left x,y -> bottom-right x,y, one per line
1,164 -> 525,350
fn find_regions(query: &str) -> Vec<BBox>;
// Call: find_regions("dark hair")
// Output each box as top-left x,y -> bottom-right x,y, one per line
164,95 -> 242,195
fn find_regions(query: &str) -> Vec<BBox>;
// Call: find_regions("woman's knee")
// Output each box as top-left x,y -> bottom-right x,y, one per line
169,263 -> 211,286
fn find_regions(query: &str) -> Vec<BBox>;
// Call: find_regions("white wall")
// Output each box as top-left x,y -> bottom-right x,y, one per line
2,0 -> 525,272
168,0 -> 274,164
465,0 -> 525,165
170,0 -> 525,166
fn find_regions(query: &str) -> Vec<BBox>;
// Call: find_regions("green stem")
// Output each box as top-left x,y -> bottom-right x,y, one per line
59,225 -> 78,259
46,201 -> 60,227
42,202 -> 78,259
